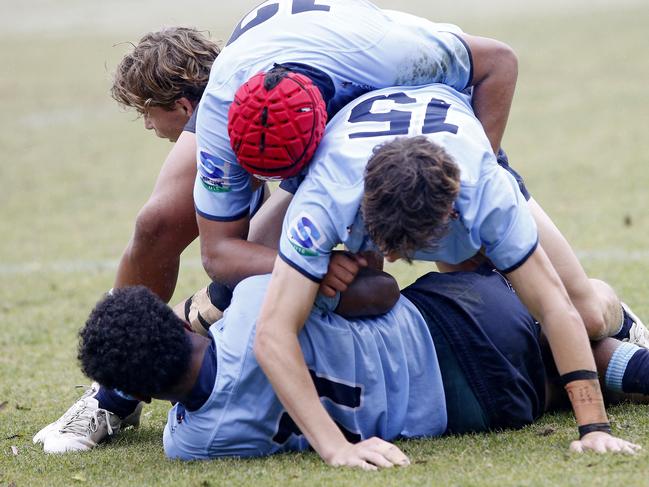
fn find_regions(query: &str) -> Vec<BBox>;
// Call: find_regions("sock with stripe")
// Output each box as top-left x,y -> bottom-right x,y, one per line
94,386 -> 140,419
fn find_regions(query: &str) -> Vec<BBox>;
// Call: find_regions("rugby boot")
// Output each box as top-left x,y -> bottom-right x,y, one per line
34,383 -> 142,453
622,302 -> 649,349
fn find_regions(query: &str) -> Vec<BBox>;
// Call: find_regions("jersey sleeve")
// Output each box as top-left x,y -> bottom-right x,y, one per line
278,178 -> 343,283
377,11 -> 473,91
193,149 -> 255,221
461,165 -> 539,273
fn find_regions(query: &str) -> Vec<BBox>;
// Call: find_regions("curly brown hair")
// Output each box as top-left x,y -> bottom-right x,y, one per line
111,27 -> 220,112
361,136 -> 461,262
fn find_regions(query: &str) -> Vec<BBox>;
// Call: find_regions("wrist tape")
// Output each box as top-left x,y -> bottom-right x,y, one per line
560,369 -> 608,431
183,282 -> 231,336
578,422 -> 612,439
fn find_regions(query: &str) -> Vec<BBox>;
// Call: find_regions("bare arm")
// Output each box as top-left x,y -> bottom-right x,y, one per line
255,257 -> 409,469
197,214 -> 277,288
507,246 -> 639,453
198,185 -> 297,287
114,131 -> 198,301
459,33 -> 518,153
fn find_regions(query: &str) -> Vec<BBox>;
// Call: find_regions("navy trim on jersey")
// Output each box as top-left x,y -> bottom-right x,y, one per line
250,188 -> 266,217
496,149 -> 531,201
182,339 -> 218,412
447,32 -> 473,90
195,206 -> 250,223
499,238 -> 539,274
278,251 -> 323,283
280,62 -> 335,114
278,175 -> 305,195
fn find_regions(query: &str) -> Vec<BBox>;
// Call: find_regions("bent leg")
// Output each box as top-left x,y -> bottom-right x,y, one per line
114,131 -> 198,302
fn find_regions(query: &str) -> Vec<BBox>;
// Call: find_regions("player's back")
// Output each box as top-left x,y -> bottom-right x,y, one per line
194,1 -> 473,221
280,83 -> 507,281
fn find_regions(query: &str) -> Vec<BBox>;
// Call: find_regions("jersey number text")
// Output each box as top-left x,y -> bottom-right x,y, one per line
228,1 -> 331,46
348,92 -> 459,139
272,370 -> 362,444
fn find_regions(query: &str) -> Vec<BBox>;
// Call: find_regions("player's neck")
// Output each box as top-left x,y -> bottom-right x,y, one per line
160,331 -> 212,403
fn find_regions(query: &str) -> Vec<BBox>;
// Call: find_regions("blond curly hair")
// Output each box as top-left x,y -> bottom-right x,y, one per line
111,27 -> 220,112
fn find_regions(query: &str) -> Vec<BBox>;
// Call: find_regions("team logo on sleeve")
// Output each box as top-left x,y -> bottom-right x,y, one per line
287,212 -> 326,257
198,151 -> 232,193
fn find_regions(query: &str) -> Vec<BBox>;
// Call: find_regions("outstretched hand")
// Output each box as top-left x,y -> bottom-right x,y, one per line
570,432 -> 641,454
327,437 -> 410,470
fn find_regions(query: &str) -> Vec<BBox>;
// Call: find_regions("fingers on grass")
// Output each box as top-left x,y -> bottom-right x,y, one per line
381,444 -> 410,466
362,450 -> 395,469
569,440 -> 584,453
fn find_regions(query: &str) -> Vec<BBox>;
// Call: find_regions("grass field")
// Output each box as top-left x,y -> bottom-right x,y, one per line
1,1 -> 649,486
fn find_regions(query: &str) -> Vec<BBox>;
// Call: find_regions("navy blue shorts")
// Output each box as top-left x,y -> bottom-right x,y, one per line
279,149 -> 530,200
402,266 -> 545,433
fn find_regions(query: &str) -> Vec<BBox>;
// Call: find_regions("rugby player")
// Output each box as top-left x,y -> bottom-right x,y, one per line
254,82 -> 644,463
110,27 -> 219,301
32,27 -> 293,452
192,1 -> 519,287
203,1 -> 647,349
35,2 -> 523,452
73,266 -> 644,464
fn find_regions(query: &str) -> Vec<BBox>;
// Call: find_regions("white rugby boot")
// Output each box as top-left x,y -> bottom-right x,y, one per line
34,383 -> 142,453
33,383 -> 100,444
622,302 -> 649,349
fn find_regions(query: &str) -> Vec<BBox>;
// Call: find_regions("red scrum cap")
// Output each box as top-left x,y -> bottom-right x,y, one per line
227,66 -> 327,178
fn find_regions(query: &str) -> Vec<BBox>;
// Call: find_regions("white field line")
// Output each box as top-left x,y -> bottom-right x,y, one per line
1,250 -> 648,276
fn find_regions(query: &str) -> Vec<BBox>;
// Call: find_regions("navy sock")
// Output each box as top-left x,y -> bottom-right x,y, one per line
612,306 -> 633,340
621,349 -> 649,395
95,386 -> 140,419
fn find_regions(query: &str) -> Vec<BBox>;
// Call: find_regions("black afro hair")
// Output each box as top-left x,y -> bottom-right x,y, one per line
78,286 -> 192,398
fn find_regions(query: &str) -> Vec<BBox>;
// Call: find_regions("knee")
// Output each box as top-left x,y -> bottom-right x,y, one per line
572,279 -> 621,340
582,311 -> 609,341
589,279 -> 622,328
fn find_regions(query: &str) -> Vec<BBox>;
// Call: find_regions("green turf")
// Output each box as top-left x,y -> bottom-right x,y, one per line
1,2 -> 649,486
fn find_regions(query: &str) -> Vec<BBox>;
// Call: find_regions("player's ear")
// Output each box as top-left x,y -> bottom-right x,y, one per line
175,97 -> 195,117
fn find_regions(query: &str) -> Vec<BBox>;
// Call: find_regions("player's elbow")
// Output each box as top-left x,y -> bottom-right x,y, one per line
131,204 -> 172,254
490,41 -> 518,82
473,37 -> 518,84
253,323 -> 279,370
200,250 -> 220,283
200,241 -> 234,286
131,199 -> 196,256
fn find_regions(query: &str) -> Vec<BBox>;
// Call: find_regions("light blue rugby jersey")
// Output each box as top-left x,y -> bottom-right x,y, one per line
163,274 -> 445,460
279,83 -> 538,280
194,0 -> 472,221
